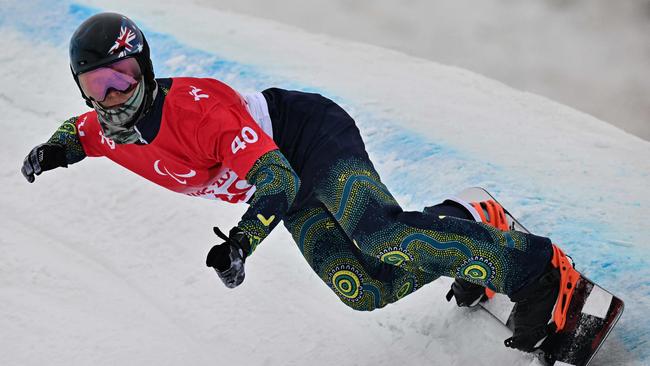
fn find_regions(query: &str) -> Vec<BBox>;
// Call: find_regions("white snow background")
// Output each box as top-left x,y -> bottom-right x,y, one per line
1,1 -> 648,365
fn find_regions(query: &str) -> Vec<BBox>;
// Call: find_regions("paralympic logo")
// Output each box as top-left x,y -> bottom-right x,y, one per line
153,160 -> 196,184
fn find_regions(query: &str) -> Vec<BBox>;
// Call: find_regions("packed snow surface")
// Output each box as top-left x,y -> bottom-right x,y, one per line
1,1 -> 648,365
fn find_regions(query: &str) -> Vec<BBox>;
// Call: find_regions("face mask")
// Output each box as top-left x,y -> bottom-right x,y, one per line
92,78 -> 147,144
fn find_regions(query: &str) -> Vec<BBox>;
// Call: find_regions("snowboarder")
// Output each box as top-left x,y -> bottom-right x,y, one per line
21,12 -> 577,353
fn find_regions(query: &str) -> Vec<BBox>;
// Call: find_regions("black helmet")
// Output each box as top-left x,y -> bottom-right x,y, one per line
69,12 -> 155,109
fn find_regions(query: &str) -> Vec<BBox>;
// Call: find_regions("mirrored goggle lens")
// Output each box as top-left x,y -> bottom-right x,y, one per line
78,58 -> 142,102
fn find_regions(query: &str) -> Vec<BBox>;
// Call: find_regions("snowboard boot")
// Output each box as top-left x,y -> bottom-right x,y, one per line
504,244 -> 580,352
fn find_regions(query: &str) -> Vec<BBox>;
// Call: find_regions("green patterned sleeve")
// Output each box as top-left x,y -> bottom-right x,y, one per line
236,149 -> 300,255
47,117 -> 86,165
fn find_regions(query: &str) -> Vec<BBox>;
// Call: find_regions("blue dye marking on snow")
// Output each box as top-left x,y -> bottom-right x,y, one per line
3,1 -> 649,360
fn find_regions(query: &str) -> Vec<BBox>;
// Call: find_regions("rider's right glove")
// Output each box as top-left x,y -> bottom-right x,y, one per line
21,143 -> 68,183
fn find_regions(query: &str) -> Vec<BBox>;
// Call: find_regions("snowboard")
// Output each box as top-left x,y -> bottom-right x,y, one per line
455,187 -> 624,366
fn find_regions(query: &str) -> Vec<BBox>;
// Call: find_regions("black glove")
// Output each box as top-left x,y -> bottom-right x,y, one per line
206,227 -> 252,289
21,143 -> 68,183
445,278 -> 488,307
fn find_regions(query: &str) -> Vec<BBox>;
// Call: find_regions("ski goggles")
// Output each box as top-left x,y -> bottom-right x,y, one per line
78,57 -> 142,102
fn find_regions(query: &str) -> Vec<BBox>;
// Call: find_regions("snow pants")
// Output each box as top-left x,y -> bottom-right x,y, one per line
263,88 -> 553,311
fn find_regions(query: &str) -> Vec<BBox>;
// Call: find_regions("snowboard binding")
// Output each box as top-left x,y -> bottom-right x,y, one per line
504,244 -> 580,352
448,196 -> 582,353
470,199 -> 510,231
453,187 -> 624,366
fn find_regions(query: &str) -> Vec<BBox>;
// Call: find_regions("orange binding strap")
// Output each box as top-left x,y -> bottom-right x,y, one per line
471,202 -> 487,222
550,244 -> 581,332
471,200 -> 509,231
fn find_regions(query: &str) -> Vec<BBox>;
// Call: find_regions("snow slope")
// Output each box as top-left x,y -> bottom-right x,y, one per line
1,1 -> 648,365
